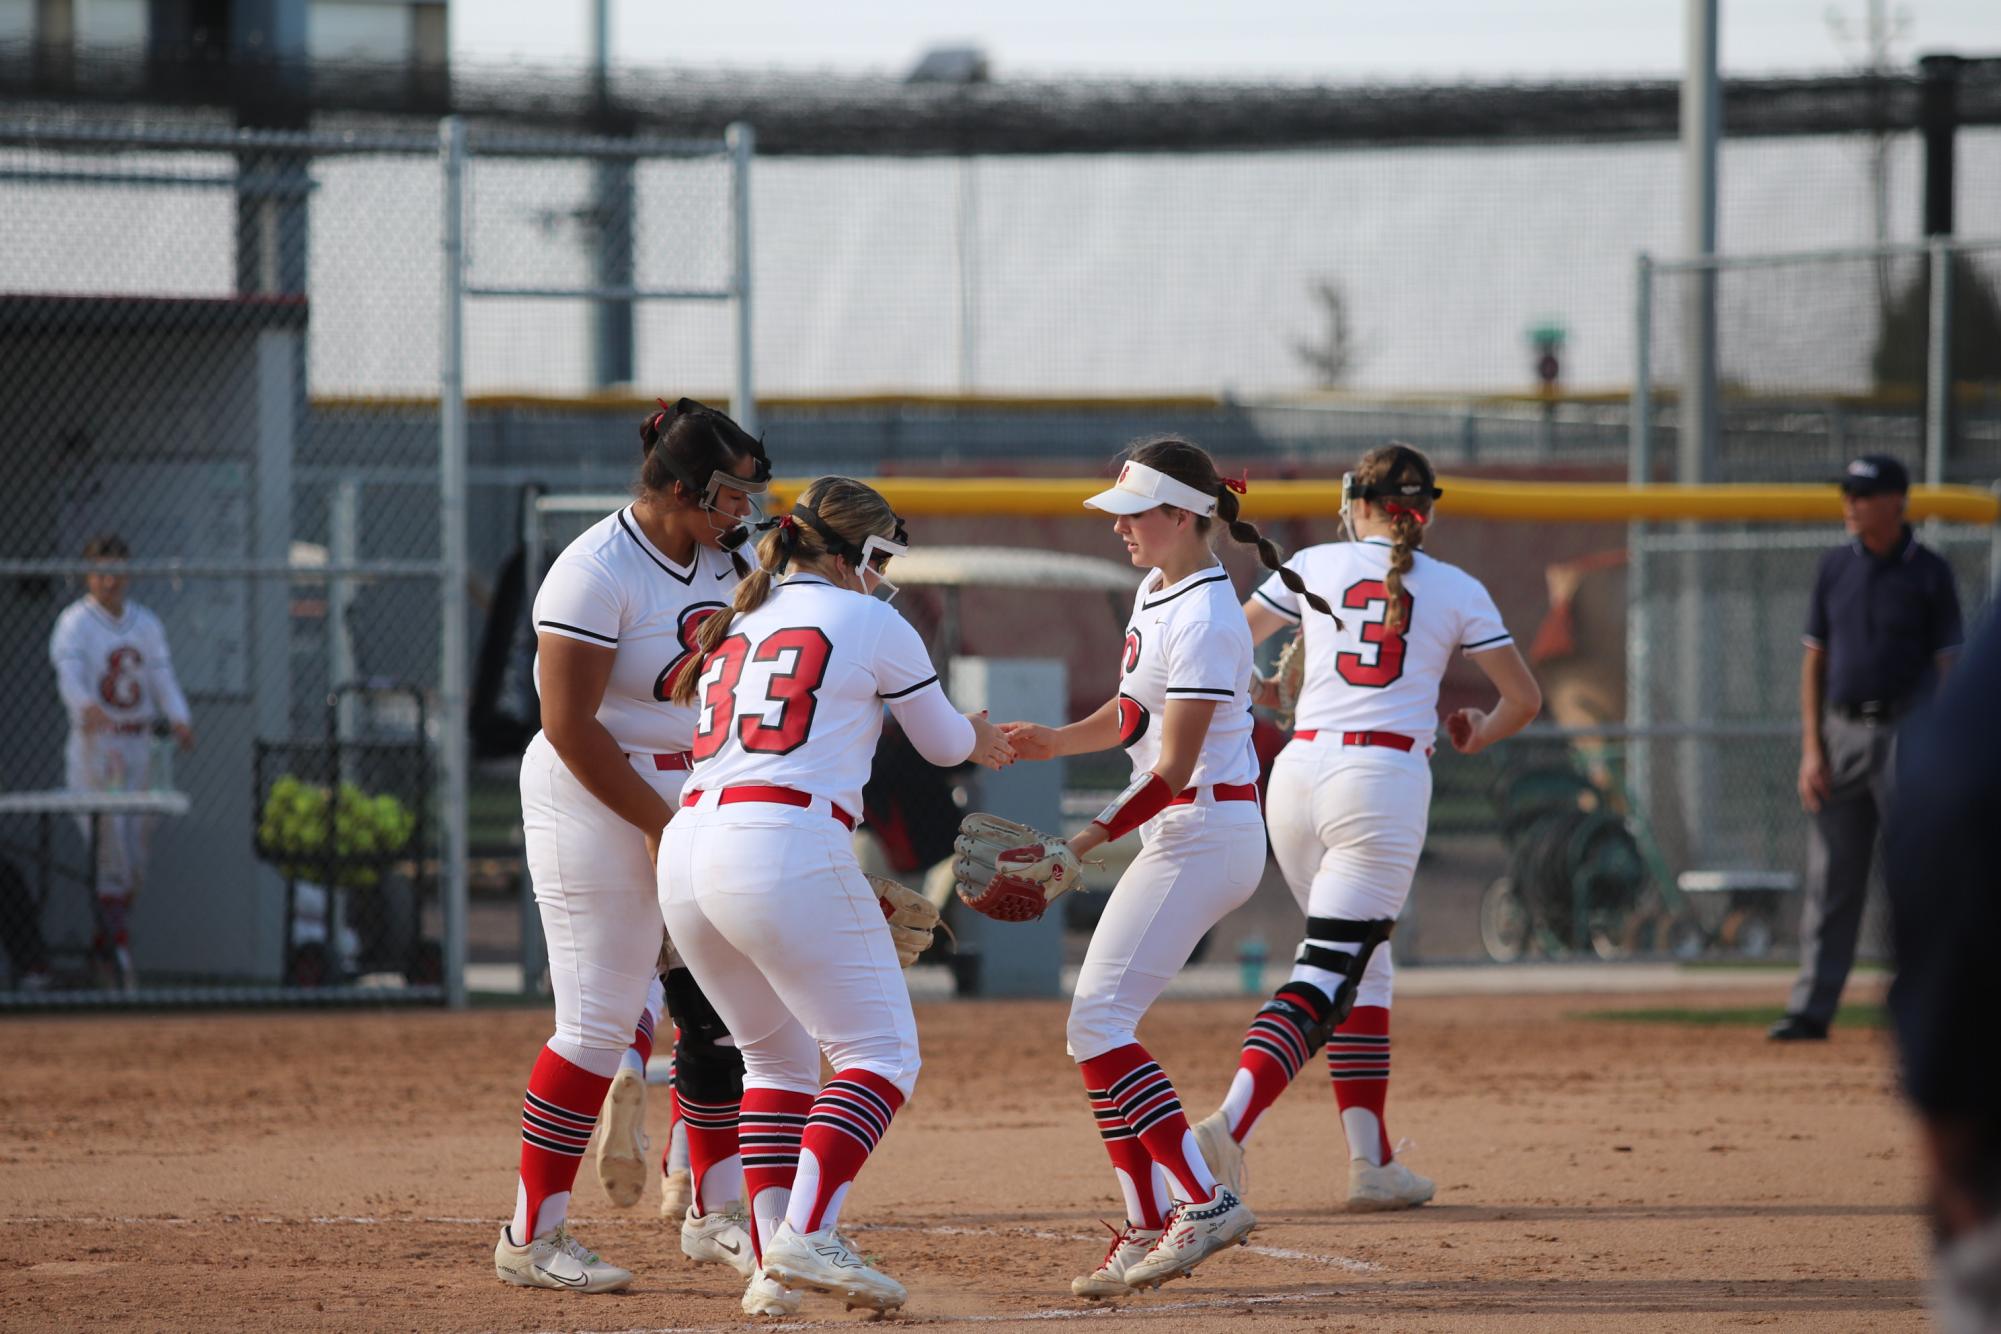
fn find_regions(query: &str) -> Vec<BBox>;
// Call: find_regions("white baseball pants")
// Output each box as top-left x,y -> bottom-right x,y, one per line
1067,797 -> 1266,1061
520,731 -> 679,1061
65,728 -> 154,901
1264,736 -> 1432,1009
659,799 -> 919,1098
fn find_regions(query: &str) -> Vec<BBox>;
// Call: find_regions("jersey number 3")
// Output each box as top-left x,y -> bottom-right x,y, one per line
691,627 -> 833,759
1336,579 -> 1413,689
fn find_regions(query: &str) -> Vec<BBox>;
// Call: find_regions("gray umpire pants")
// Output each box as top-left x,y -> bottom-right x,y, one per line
1787,711 -> 1897,1025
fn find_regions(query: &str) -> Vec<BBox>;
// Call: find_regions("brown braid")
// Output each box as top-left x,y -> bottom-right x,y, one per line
1212,487 -> 1343,629
1124,436 -> 1344,629
1348,442 -> 1438,635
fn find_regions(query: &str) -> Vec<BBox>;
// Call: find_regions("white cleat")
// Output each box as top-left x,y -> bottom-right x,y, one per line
759,1221 -> 907,1312
741,1267 -> 802,1317
1347,1155 -> 1435,1211
1070,1220 -> 1161,1299
1121,1189 -> 1256,1289
659,1167 -> 692,1221
595,1066 -> 650,1208
1192,1110 -> 1247,1196
493,1224 -> 634,1293
681,1202 -> 757,1277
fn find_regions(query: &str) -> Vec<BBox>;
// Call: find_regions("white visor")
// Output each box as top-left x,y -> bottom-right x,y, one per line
1083,460 -> 1219,518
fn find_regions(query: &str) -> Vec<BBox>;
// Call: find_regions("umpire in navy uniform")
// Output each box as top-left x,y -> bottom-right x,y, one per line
1772,454 -> 1963,1040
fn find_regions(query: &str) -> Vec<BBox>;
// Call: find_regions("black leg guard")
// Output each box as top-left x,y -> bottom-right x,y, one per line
1294,916 -> 1397,1024
663,966 -> 745,1105
1244,981 -> 1338,1081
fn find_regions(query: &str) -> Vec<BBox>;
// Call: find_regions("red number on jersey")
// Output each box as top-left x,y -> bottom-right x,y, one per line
690,635 -> 752,760
99,647 -> 143,709
689,627 -> 835,759
1335,579 -> 1413,689
735,627 -> 833,755
654,601 -> 730,701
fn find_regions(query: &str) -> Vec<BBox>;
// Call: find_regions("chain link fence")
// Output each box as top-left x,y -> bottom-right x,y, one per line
0,124 -> 452,1003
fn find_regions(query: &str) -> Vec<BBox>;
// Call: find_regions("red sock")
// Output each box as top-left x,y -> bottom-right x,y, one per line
511,1045 -> 611,1241
739,1087 -> 812,1263
1222,982 -> 1334,1144
1077,1043 -> 1216,1202
630,1005 -> 658,1067
1328,1005 -> 1393,1164
1084,1082 -> 1170,1227
678,1090 -> 740,1209
785,1069 -> 905,1235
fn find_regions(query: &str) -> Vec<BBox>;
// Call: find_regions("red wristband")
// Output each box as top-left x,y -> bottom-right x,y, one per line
1092,772 -> 1175,842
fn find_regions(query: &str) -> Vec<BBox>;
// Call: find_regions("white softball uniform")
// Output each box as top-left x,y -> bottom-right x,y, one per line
49,597 -> 191,900
1068,564 -> 1265,1061
524,507 -> 740,1058
660,575 -> 974,1096
1254,538 -> 1511,1006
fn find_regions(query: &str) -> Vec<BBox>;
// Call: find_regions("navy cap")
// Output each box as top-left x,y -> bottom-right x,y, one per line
1838,454 -> 1910,496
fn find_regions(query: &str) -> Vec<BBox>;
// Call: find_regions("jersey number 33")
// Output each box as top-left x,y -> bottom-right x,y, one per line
691,627 -> 833,758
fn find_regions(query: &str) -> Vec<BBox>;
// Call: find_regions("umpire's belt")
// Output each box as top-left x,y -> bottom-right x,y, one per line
681,784 -> 856,830
1829,698 -> 1909,725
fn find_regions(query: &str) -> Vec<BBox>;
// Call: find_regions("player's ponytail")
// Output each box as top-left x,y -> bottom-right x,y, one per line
1348,442 -> 1438,635
1125,436 -> 1342,628
1212,485 -> 1342,628
664,475 -> 901,706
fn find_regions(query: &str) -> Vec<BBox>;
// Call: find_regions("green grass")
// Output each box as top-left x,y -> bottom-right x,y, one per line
1575,1002 -> 1887,1029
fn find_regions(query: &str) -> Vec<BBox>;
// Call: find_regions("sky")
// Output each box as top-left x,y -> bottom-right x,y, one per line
451,0 -> 1998,81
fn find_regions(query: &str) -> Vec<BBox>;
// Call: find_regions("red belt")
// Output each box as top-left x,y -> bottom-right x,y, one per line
638,751 -> 694,772
682,784 -> 856,830
108,721 -> 150,736
1168,782 -> 1260,806
1294,729 -> 1416,753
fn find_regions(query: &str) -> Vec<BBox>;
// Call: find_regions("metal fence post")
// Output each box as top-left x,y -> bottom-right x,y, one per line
1926,235 -> 1953,486
727,121 -> 757,438
439,116 -> 470,1009
1626,251 -> 1654,839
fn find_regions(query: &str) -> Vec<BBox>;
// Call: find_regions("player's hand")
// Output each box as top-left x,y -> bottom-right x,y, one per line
81,704 -> 111,734
997,721 -> 1058,762
967,712 -> 1015,770
1797,746 -> 1832,814
171,722 -> 195,752
1446,707 -> 1488,754
1250,674 -> 1280,709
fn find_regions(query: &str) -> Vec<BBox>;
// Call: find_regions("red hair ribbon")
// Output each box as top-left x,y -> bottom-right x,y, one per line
778,514 -> 799,534
1222,472 -> 1250,496
1382,501 -> 1430,527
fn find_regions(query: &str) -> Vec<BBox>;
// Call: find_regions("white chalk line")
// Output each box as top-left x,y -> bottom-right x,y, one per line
7,1214 -> 1378,1272
547,1288 -> 1360,1334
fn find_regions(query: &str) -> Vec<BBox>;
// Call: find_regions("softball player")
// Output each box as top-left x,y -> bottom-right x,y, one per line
494,399 -> 770,1295
660,477 -> 1012,1316
48,533 -> 195,991
997,438 -> 1337,1296
1192,443 -> 1541,1212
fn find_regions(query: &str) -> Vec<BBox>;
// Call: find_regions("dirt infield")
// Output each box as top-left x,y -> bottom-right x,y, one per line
0,984 -> 1925,1332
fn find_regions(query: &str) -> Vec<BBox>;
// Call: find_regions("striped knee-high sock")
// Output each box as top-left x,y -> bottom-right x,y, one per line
678,1090 -> 743,1213
1219,982 -> 1334,1144
785,1069 -> 905,1236
660,1027 -> 685,1179
1085,1083 -> 1172,1227
1328,1005 -> 1393,1165
510,1045 -> 611,1242
1077,1043 -> 1216,1203
738,1087 -> 811,1263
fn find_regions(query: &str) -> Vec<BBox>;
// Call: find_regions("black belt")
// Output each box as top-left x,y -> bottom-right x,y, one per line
1830,698 -> 1909,724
